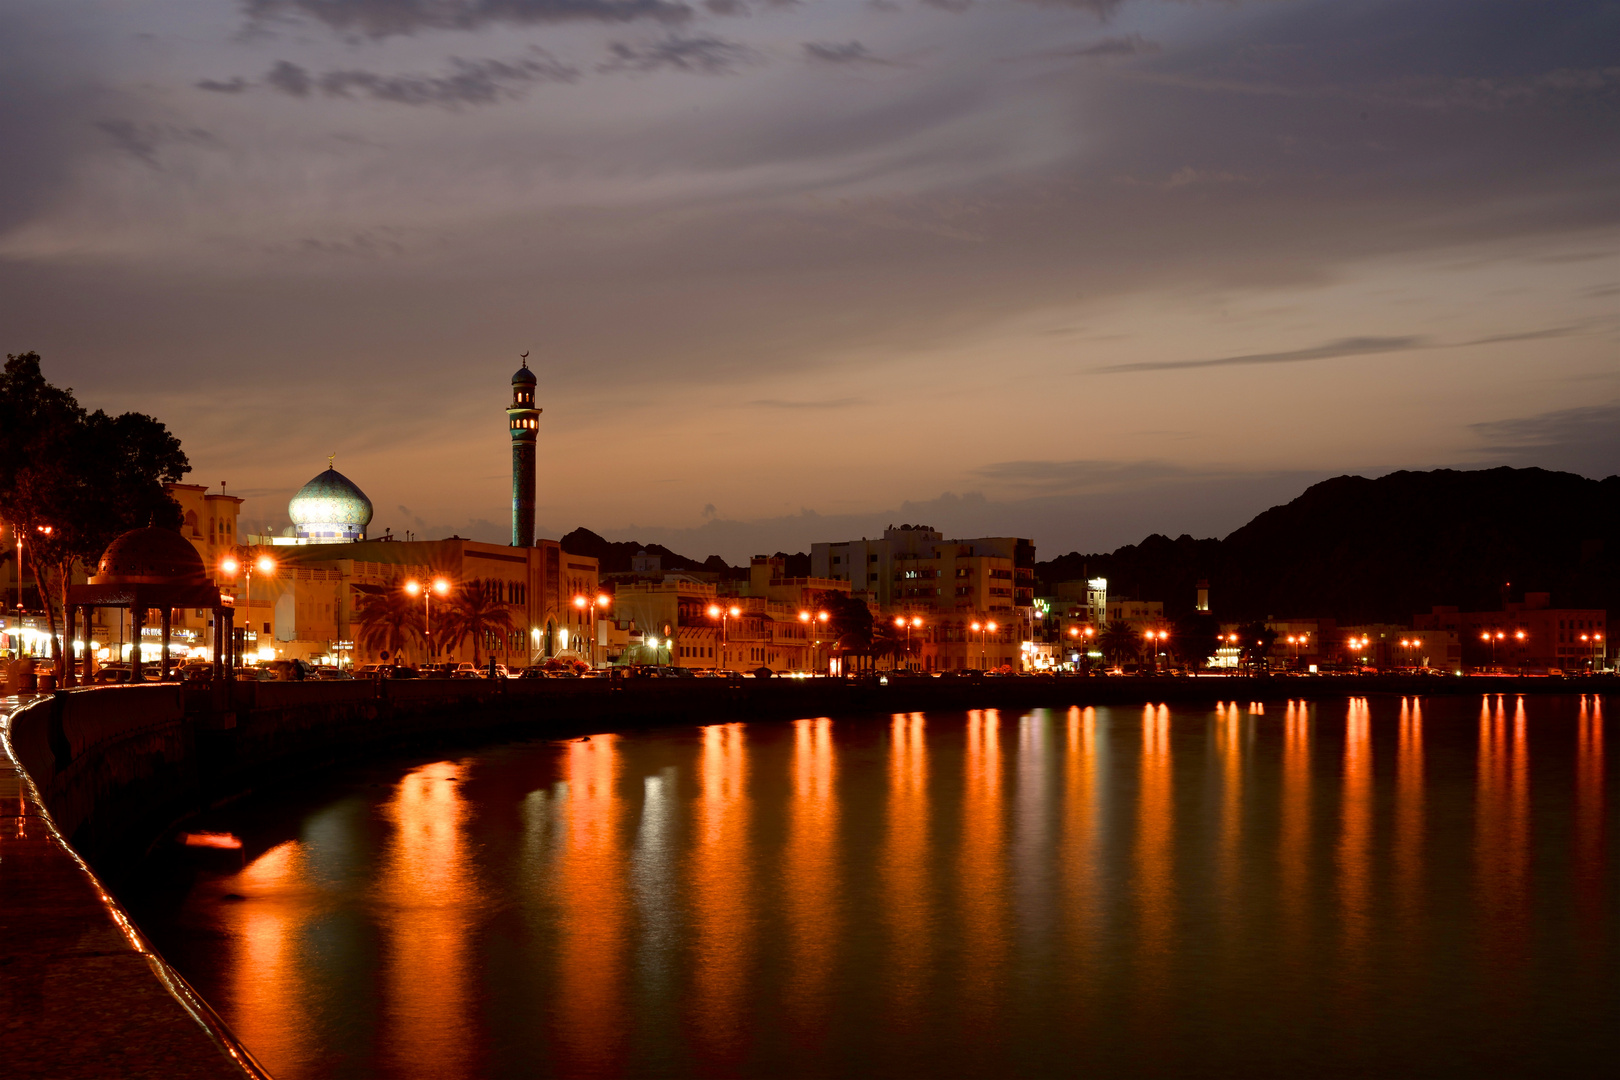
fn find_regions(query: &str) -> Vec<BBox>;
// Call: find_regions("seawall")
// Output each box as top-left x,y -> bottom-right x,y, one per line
1,672 -> 1614,1076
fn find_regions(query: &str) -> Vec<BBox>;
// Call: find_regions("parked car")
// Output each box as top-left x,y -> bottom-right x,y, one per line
450,662 -> 482,679
516,667 -> 550,680
310,667 -> 354,680
386,665 -> 421,679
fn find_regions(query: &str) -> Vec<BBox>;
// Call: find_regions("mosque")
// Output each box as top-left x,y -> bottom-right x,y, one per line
147,362 -> 599,669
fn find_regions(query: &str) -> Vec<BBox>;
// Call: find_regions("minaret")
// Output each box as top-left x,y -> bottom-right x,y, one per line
507,357 -> 540,547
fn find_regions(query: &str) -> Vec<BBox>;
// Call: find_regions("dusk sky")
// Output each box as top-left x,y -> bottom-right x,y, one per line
3,0 -> 1616,561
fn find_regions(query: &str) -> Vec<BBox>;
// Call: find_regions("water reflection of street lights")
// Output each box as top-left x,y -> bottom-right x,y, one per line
708,603 -> 741,668
406,576 -> 450,660
573,592 -> 611,668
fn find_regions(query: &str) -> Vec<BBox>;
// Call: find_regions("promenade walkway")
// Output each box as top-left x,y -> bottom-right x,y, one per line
0,694 -> 265,1079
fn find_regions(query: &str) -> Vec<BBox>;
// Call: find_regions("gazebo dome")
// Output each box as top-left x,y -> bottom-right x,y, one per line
91,525 -> 208,586
289,466 -> 373,543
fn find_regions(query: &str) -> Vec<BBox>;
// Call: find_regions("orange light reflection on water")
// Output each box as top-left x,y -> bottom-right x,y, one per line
1575,696 -> 1605,942
784,717 -> 839,1040
689,723 -> 751,1060
227,840 -> 308,1074
1279,700 -> 1311,972
1061,707 -> 1101,969
553,734 -> 627,1072
885,712 -> 930,1025
379,760 -> 476,1077
1135,704 -> 1173,1000
959,709 -> 1006,1018
1338,698 -> 1373,974
1395,698 -> 1425,931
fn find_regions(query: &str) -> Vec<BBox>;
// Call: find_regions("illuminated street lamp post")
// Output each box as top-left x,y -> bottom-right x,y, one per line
1398,638 -> 1420,669
1580,632 -> 1605,672
798,609 -> 830,674
969,619 -> 998,670
1144,628 -> 1169,673
892,614 -> 923,670
220,552 -> 276,666
708,603 -> 742,670
1285,633 -> 1309,668
406,576 -> 451,663
1480,629 -> 1507,670
573,592 -> 612,668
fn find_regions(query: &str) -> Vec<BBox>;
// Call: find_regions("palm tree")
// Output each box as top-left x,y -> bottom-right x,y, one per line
354,581 -> 424,664
1098,619 -> 1142,667
437,578 -> 517,667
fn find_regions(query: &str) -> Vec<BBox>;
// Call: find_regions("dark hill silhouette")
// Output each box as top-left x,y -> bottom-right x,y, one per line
560,527 -> 744,578
1037,467 -> 1620,623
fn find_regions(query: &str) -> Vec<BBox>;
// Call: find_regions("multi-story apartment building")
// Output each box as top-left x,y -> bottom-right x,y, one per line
811,526 -> 1034,615
614,571 -> 823,672
1416,596 -> 1607,671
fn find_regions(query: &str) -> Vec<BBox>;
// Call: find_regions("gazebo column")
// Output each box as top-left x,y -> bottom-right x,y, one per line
64,605 -> 76,688
131,607 -> 145,682
82,606 -> 95,683
212,607 -> 225,684
160,607 -> 172,681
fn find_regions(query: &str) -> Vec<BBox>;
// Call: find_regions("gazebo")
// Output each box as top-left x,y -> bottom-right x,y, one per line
65,523 -> 233,685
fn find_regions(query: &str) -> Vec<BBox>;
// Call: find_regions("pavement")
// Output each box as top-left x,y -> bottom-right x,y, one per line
0,694 -> 267,1079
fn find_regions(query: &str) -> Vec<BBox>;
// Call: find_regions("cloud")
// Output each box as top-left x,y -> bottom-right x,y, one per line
599,35 -> 754,75
243,0 -> 692,38
748,396 -> 859,409
1039,33 -> 1161,60
974,458 -> 1199,493
1115,165 -> 1246,190
803,41 -> 891,65
1463,325 -> 1580,346
260,55 -> 579,107
1469,401 -> 1620,478
196,76 -> 251,94
93,119 -> 220,167
266,59 -> 312,96
1093,335 -> 1426,374
703,0 -> 747,12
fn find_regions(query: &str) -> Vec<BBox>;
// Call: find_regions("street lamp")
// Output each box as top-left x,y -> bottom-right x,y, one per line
892,614 -> 923,670
220,552 -> 276,662
573,592 -> 611,668
1143,628 -> 1169,673
708,603 -> 742,669
970,620 -> 998,670
405,576 -> 451,662
798,609 -> 830,674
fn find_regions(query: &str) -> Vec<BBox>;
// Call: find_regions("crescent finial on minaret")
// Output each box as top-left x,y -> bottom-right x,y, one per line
520,351 -> 529,367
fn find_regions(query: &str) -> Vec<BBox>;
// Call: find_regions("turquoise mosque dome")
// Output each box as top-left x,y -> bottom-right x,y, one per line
289,464 -> 373,542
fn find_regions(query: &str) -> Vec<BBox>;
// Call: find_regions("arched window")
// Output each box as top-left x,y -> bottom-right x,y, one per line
185,510 -> 199,536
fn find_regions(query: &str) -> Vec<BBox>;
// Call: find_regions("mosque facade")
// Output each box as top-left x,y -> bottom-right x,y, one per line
135,363 -> 598,669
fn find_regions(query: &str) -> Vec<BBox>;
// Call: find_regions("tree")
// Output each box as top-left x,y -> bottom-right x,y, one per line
354,582 -> 425,664
437,578 -> 516,667
818,591 -> 873,671
1174,611 -> 1221,670
0,353 -> 189,676
1236,621 -> 1278,670
1098,619 -> 1142,666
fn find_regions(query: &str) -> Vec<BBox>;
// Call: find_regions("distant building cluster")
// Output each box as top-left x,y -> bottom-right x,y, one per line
1,361 -> 1609,677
